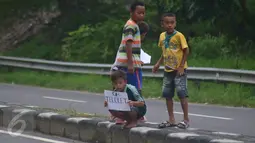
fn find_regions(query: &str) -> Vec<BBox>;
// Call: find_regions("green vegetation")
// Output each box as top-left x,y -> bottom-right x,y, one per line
1,67 -> 255,108
1,0 -> 255,108
1,0 -> 255,69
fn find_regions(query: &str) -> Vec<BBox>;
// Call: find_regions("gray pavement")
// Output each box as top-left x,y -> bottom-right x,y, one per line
0,127 -> 85,143
0,83 -> 255,137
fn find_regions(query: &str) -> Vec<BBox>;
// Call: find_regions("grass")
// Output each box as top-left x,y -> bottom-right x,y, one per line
1,67 -> 255,108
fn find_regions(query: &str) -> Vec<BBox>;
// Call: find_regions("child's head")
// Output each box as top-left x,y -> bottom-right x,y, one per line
111,70 -> 127,92
130,1 -> 145,23
161,13 -> 176,34
138,21 -> 149,41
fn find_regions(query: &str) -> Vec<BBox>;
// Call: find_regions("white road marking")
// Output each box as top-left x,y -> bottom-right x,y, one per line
143,121 -> 159,125
172,111 -> 233,120
42,96 -> 87,103
210,139 -> 243,143
25,105 -> 39,108
0,105 -> 9,108
0,129 -> 69,143
212,132 -> 240,137
168,132 -> 200,139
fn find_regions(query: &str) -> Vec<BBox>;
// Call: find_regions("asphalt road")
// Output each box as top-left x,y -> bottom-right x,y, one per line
0,127 -> 85,143
0,83 -> 255,137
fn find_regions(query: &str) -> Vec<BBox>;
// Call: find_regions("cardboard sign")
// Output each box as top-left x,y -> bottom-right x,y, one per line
104,90 -> 130,111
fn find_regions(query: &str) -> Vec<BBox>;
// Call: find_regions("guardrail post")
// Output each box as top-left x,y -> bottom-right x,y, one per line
223,83 -> 228,89
193,80 -> 200,90
7,67 -> 14,72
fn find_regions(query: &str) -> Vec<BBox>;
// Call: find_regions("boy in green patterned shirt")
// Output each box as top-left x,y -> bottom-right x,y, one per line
104,70 -> 147,128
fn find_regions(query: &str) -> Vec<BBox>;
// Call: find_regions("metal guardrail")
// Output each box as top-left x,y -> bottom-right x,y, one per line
1,56 -> 255,84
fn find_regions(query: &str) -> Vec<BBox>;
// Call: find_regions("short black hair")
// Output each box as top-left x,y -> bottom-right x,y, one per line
161,13 -> 176,21
138,21 -> 149,34
110,70 -> 127,82
130,1 -> 145,12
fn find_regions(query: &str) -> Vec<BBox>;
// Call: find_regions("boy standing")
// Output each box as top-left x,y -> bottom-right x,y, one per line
113,1 -> 145,94
110,21 -> 149,85
104,70 -> 147,128
152,13 -> 190,129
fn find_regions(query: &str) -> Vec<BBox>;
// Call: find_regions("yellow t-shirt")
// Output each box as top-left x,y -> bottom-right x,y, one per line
158,31 -> 188,72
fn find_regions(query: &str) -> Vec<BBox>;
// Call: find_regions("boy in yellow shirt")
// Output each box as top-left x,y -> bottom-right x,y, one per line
152,13 -> 190,129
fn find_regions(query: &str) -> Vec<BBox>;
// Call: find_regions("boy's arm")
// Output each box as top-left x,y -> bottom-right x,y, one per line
177,34 -> 189,75
179,49 -> 188,67
129,101 -> 145,107
156,54 -> 163,66
128,89 -> 145,107
123,25 -> 136,73
126,40 -> 133,73
179,34 -> 189,67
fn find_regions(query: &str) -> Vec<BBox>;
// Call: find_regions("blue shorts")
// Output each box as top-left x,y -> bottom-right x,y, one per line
162,70 -> 188,99
113,66 -> 142,90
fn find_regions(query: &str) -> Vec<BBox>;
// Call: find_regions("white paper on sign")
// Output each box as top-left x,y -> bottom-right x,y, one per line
140,49 -> 151,64
104,90 -> 131,111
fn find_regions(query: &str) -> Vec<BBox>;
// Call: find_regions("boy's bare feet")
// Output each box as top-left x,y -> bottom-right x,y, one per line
122,120 -> 131,128
124,121 -> 137,128
115,117 -> 125,124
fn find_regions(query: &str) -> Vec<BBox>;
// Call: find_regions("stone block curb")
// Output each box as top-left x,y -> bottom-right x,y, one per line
0,105 -> 254,143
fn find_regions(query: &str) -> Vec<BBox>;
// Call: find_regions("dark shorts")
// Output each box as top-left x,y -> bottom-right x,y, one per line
131,106 -> 146,119
111,66 -> 143,90
109,106 -> 146,119
162,70 -> 188,99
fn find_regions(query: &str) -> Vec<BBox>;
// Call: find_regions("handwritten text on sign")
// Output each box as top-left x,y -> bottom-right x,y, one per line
104,90 -> 130,111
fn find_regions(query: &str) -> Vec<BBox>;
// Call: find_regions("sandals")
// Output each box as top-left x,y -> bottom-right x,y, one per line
158,120 -> 190,129
158,121 -> 176,128
177,120 -> 189,129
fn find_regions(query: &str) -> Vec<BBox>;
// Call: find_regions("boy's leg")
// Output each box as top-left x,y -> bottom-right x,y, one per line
158,71 -> 176,128
124,107 -> 145,128
137,68 -> 143,93
125,68 -> 142,91
109,110 -> 125,121
133,68 -> 147,122
132,68 -> 147,122
175,69 -> 189,129
124,111 -> 138,128
108,110 -> 135,128
109,109 -> 125,124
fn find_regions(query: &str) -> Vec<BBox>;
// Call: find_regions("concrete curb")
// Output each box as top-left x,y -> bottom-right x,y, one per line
0,105 -> 254,143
